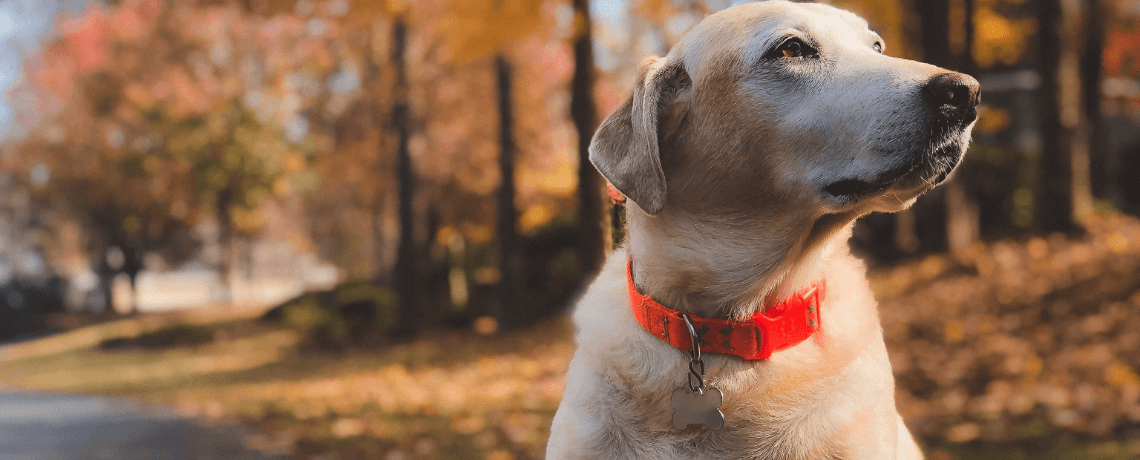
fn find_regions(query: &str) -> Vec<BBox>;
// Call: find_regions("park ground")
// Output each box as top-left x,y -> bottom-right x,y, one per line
4,214 -> 1140,459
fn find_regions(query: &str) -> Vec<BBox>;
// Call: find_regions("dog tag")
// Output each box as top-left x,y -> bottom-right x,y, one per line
671,387 -> 724,430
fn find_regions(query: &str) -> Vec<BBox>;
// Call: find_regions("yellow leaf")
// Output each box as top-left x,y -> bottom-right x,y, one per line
974,6 -> 1036,68
632,0 -> 673,24
272,177 -> 292,197
943,320 -> 965,343
520,204 -> 552,233
441,0 -> 545,62
1107,362 -> 1140,388
384,0 -> 410,15
1106,233 -> 1128,254
334,0 -> 408,27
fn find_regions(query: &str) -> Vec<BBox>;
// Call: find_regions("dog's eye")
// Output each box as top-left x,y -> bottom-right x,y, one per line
873,42 -> 884,54
769,38 -> 817,59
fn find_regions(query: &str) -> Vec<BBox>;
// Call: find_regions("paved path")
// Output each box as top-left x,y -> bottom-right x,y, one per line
0,392 -> 288,460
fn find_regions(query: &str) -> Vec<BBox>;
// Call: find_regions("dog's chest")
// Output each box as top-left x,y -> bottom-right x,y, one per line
588,365 -> 848,460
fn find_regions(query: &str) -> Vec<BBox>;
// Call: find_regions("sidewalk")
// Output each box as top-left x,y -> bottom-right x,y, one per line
0,391 -> 286,460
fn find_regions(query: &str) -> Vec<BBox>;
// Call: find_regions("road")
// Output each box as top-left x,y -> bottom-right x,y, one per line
0,392 -> 288,460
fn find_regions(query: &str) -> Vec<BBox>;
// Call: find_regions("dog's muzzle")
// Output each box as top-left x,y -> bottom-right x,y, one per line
821,72 -> 981,202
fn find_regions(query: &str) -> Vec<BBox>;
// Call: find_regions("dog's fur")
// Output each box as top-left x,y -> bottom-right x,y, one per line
547,1 -> 979,459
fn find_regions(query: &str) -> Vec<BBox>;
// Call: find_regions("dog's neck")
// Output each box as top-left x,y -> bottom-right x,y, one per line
625,206 -> 856,320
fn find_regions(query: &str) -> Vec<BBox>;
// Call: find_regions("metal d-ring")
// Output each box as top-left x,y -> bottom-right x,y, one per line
681,313 -> 705,393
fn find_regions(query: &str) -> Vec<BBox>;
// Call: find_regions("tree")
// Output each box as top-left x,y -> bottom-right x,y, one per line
300,0 -> 580,330
162,102 -> 301,303
391,14 -> 419,338
572,0 -> 605,274
84,203 -> 198,313
6,0 -> 307,311
494,53 -> 522,328
945,0 -> 982,254
438,0 -> 543,329
1081,0 -> 1106,202
1036,0 -> 1095,232
908,0 -> 953,253
291,2 -> 401,281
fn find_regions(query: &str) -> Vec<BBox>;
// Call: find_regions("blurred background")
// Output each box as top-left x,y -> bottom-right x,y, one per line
0,0 -> 1138,458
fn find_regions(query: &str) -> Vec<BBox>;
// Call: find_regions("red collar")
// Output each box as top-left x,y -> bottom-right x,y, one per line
627,260 -> 824,361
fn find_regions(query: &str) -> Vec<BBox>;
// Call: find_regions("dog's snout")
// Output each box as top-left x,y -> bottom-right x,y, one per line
922,73 -> 980,123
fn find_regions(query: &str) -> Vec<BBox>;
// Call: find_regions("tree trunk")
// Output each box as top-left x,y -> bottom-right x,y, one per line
1082,0 -> 1107,203
89,233 -> 117,313
216,189 -> 234,305
123,247 -> 143,314
97,260 -> 116,314
915,0 -> 952,66
946,0 -> 981,254
571,0 -> 604,273
910,0 -> 953,253
494,53 -> 522,330
391,16 -> 418,338
963,0 -> 976,76
1036,0 -> 1092,232
371,198 -> 387,282
126,271 -> 140,314
422,204 -> 441,320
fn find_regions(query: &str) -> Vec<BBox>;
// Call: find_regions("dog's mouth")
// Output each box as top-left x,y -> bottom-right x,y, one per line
823,142 -> 964,201
825,175 -> 902,200
823,162 -> 918,200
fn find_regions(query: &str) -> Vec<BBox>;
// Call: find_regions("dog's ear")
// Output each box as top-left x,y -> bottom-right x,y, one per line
589,56 -> 690,216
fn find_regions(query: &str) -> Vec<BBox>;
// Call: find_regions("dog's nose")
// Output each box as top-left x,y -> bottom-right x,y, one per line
922,73 -> 980,122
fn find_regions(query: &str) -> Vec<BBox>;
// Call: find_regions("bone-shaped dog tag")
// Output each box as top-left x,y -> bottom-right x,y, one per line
671,387 -> 724,430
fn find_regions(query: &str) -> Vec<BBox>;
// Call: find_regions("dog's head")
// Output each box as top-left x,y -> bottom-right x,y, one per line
591,1 -> 980,220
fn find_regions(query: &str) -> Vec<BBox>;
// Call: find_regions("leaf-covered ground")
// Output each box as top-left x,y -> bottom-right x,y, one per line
3,214 -> 1140,459
880,214 -> 1140,457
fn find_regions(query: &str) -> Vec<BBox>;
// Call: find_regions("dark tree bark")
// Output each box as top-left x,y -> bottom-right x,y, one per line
494,53 -> 522,330
392,16 -> 418,338
571,0 -> 604,273
371,197 -> 388,282
215,188 -> 234,304
915,0 -> 953,66
946,0 -> 981,253
97,269 -> 116,313
95,244 -> 116,314
963,0 -> 977,76
1082,0 -> 1108,203
1036,0 -> 1093,232
908,0 -> 954,253
123,246 -> 143,314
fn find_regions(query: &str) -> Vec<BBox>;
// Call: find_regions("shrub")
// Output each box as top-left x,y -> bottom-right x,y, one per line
265,282 -> 396,349
101,323 -> 215,349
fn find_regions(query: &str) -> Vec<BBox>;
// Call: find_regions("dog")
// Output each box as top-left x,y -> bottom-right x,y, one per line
546,1 -> 979,459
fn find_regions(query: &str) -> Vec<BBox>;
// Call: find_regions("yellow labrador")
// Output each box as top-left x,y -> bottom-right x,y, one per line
547,1 -> 979,459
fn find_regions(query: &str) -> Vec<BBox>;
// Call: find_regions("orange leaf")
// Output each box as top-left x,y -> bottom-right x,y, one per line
440,0 -> 545,62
